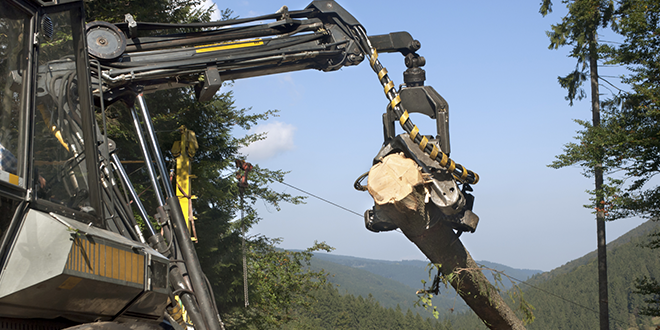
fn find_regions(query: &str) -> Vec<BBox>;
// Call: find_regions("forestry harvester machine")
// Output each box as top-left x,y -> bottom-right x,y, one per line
0,0 -> 479,330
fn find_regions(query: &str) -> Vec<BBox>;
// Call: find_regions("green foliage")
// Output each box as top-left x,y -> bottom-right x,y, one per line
541,0 -> 660,219
220,240 -> 334,329
85,1 -> 322,328
540,0 -> 615,105
277,283 -> 454,330
415,263 -> 535,325
635,276 -> 660,317
415,264 -> 446,319
85,0 -> 213,24
543,0 -> 660,315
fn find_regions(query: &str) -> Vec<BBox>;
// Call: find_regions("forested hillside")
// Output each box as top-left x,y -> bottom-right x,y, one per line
523,220 -> 660,329
309,252 -> 542,316
296,220 -> 660,329
312,254 -> 541,291
448,220 -> 660,329
279,284 -> 454,330
309,257 -> 439,315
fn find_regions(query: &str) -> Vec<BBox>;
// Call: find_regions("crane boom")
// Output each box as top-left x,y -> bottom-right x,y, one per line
0,1 -> 480,330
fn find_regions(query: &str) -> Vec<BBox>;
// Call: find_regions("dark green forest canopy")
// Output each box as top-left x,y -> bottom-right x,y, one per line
84,1 -> 329,329
446,221 -> 660,329
542,0 -> 660,324
82,0 -> 660,328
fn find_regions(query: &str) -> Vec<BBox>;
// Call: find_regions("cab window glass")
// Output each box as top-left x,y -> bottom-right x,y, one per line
33,10 -> 93,213
0,2 -> 30,188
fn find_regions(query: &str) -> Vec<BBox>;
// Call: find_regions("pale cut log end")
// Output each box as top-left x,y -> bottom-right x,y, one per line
367,153 -> 424,205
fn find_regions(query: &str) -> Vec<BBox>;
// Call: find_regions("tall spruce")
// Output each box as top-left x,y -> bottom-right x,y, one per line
597,0 -> 660,316
539,1 -> 615,329
85,2 -> 332,329
540,0 -> 660,319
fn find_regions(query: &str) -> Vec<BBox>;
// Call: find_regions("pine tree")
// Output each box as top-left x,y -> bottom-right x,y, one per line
540,1 -> 616,328
84,2 -> 327,329
542,0 -> 660,318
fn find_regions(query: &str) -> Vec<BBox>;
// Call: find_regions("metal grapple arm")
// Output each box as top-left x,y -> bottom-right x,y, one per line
88,1 -> 419,103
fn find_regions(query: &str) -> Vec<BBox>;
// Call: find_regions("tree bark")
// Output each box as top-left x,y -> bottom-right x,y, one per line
367,154 -> 526,330
589,25 -> 609,330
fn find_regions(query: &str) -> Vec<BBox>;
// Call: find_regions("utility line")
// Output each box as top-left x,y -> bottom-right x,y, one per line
503,273 -> 629,327
598,39 -> 623,45
277,183 -> 630,325
278,181 -> 363,218
599,76 -> 627,93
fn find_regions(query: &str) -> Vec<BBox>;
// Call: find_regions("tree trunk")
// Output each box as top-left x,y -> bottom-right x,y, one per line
589,27 -> 609,330
367,153 -> 526,330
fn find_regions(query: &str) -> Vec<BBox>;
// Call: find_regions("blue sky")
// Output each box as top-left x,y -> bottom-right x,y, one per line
204,0 -> 645,271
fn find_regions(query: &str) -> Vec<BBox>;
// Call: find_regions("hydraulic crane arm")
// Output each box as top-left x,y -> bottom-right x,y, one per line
0,1 -> 483,330
84,0 -> 481,235
80,5 -> 480,328
88,1 -> 420,102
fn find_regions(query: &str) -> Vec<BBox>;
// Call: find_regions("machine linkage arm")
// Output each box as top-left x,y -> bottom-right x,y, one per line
86,1 -> 481,327
87,1 -> 420,103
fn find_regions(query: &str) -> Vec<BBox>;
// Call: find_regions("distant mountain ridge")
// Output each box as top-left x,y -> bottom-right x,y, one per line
308,249 -> 543,315
527,219 -> 659,285
303,219 -> 660,329
517,219 -> 660,329
448,219 -> 660,329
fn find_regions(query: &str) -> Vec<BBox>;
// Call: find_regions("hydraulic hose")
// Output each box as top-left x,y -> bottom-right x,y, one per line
355,27 -> 479,185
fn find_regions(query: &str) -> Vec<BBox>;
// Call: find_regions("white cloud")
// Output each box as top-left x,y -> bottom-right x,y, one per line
240,122 -> 296,161
199,0 -> 222,21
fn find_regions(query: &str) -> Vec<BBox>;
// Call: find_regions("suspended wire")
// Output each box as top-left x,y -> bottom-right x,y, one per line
502,274 -> 629,327
598,39 -> 623,45
276,185 -> 629,324
599,76 -> 628,94
278,181 -> 363,218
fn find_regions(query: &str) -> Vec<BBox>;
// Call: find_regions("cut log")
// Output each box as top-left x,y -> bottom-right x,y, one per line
367,153 -> 526,330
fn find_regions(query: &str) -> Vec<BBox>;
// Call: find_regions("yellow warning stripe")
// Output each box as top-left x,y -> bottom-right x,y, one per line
195,39 -> 264,54
390,95 -> 401,109
377,68 -> 388,81
66,237 -> 144,285
410,126 -> 419,141
399,110 -> 409,127
383,81 -> 395,95
448,160 -> 456,173
459,165 -> 468,181
370,49 -> 378,68
419,136 -> 429,151
430,145 -> 439,160
439,152 -> 448,167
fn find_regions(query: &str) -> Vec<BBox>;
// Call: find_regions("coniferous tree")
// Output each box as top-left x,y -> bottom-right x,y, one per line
540,1 -> 616,328
541,0 -> 660,318
84,2 -> 329,329
594,0 -> 660,316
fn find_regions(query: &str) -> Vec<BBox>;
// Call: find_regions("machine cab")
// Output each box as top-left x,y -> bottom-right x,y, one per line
0,0 -> 103,243
0,2 -> 172,324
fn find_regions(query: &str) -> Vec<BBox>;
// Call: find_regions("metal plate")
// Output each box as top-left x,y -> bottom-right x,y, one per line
86,21 -> 126,60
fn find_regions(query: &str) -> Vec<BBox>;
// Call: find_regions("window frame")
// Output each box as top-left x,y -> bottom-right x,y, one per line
29,1 -> 104,226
